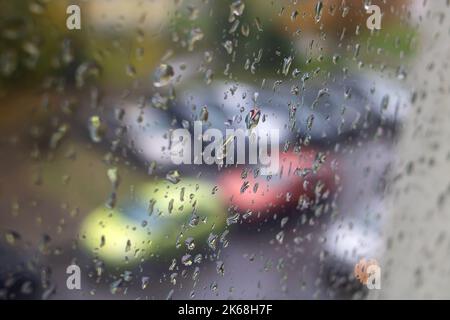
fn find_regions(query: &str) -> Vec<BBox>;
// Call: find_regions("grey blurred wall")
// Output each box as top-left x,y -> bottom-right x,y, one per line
370,1 -> 450,299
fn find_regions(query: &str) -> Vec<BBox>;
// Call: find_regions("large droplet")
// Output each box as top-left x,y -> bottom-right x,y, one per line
200,106 -> 209,122
88,116 -> 104,143
314,1 -> 323,23
245,107 -> 261,129
207,233 -> 218,250
230,0 -> 245,18
181,254 -> 193,266
107,167 -> 120,189
153,64 -> 174,87
141,277 -> 150,289
223,40 -> 233,54
282,56 -> 293,76
166,170 -> 181,184
5,230 -> 21,245
187,28 -> 204,51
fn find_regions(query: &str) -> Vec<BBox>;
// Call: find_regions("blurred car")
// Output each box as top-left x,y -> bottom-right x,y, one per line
80,178 -> 227,267
217,149 -> 336,222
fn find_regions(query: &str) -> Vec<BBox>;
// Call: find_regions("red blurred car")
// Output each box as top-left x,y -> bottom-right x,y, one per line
218,148 -> 337,222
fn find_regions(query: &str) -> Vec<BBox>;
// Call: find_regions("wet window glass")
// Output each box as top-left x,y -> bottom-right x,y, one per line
0,0 -> 447,300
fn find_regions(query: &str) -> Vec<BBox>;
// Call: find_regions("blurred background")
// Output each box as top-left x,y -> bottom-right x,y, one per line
1,0 -> 446,300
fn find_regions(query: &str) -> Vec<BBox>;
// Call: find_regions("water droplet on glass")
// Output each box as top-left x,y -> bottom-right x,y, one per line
223,40 -> 233,55
200,106 -> 209,122
245,107 -> 261,129
187,28 -> 204,51
189,212 -> 200,227
226,213 -> 240,226
282,56 -> 293,76
153,64 -> 174,87
126,64 -> 136,77
141,277 -> 150,289
276,231 -> 285,244
314,1 -> 323,23
241,23 -> 250,37
185,237 -> 195,250
332,54 -> 340,64
216,261 -> 225,276
5,230 -> 21,245
88,116 -> 105,143
230,0 -> 245,19
207,233 -> 218,250
182,254 -> 193,266
166,170 -> 181,184
107,167 -> 120,189
125,239 -> 132,252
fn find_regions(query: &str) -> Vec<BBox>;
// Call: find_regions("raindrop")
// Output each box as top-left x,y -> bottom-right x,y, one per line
216,261 -> 225,276
166,170 -> 181,184
282,56 -> 293,76
241,23 -> 250,37
200,106 -> 209,122
226,213 -> 240,226
254,17 -> 263,32
314,1 -> 323,23
185,237 -> 195,250
204,69 -> 214,85
75,62 -> 101,88
381,94 -> 390,111
230,0 -> 245,18
240,181 -> 250,193
5,230 -> 21,245
100,235 -> 106,248
187,28 -> 204,51
107,167 -> 120,189
245,107 -> 261,129
207,233 -> 218,250
141,277 -> 150,289
189,212 -> 200,227
193,267 -> 200,281
88,116 -> 105,143
276,231 -> 285,244
126,64 -> 136,77
125,239 -> 132,252
223,40 -> 233,55
332,54 -> 340,64
187,5 -> 199,20
194,254 -> 203,264
182,254 -> 193,266
153,64 -> 174,87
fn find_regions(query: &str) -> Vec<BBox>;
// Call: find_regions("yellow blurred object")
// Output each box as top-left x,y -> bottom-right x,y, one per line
80,179 -> 227,266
